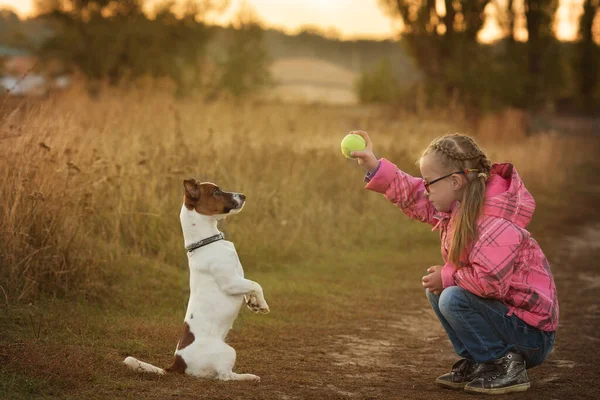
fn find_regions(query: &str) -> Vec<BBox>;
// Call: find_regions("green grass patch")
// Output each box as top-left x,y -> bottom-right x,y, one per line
0,370 -> 51,400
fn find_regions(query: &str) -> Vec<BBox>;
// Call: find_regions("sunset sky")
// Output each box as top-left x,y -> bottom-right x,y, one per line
0,0 -> 586,42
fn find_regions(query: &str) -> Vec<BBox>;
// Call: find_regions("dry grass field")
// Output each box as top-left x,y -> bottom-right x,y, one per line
1,88 -> 600,399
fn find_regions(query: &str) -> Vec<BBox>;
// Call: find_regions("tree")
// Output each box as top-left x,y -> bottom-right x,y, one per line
576,0 -> 600,114
216,5 -> 272,97
523,0 -> 559,109
379,0 -> 567,113
0,9 -> 35,50
148,1 -> 214,97
34,0 -> 228,96
35,0 -> 146,87
378,0 -> 492,110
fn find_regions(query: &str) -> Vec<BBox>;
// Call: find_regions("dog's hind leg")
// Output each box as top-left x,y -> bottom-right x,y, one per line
218,372 -> 261,381
211,342 -> 260,382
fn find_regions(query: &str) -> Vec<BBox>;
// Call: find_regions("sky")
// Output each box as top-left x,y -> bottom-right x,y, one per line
0,0 -> 586,42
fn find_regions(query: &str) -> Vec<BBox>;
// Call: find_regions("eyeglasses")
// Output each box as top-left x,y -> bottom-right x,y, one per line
423,169 -> 479,193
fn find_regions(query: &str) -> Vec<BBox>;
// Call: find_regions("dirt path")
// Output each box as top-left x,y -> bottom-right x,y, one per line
2,217 -> 600,399
312,224 -> 600,400
109,224 -> 599,400
230,224 -> 600,400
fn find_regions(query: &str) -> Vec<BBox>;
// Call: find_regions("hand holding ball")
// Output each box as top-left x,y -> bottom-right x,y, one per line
341,131 -> 378,172
340,133 -> 367,158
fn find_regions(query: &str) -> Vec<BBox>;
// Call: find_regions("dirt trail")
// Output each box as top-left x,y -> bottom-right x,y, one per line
2,222 -> 599,399
207,222 -> 599,400
310,224 -> 600,400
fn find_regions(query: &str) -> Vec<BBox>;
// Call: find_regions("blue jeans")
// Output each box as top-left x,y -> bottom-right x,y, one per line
426,286 -> 555,367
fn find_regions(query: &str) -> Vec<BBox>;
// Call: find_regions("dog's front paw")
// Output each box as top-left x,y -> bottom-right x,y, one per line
258,301 -> 270,314
245,295 -> 270,314
245,294 -> 261,313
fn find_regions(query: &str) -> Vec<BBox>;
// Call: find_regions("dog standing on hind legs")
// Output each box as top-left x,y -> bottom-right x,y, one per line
124,179 -> 270,381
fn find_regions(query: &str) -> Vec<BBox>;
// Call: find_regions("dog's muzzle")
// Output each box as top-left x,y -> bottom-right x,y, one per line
232,193 -> 246,209
224,193 -> 245,214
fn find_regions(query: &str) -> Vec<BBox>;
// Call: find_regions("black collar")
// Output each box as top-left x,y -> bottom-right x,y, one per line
186,233 -> 224,253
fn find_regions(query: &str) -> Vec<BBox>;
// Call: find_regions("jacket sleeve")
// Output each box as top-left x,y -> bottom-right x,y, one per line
441,262 -> 457,288
365,158 -> 438,226
453,219 -> 524,299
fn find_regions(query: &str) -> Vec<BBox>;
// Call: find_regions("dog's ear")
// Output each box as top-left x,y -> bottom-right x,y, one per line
183,179 -> 200,201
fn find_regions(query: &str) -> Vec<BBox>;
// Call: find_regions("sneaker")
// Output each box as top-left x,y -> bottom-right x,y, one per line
464,351 -> 530,394
436,358 -> 487,389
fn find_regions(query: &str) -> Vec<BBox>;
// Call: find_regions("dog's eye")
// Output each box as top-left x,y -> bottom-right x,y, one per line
213,189 -> 220,196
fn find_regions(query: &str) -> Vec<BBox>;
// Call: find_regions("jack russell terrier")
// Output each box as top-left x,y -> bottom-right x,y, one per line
123,179 -> 270,381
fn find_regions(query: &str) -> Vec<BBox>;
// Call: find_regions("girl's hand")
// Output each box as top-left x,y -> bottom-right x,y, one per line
423,265 -> 443,296
348,130 -> 378,173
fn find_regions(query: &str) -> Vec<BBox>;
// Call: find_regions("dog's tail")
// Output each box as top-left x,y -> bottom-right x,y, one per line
123,356 -> 166,375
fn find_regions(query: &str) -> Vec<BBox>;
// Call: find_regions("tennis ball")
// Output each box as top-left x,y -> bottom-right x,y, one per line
340,133 -> 366,158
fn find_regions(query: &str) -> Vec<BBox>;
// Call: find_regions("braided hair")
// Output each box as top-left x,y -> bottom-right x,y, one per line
423,133 -> 492,267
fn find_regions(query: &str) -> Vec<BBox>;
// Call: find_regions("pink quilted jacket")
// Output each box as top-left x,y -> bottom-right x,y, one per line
365,159 -> 559,332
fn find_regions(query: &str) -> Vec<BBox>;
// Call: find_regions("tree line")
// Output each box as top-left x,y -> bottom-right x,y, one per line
357,0 -> 600,115
3,0 -> 271,97
1,0 -> 598,114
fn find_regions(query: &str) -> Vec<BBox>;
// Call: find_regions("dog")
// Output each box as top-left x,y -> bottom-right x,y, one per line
123,179 -> 270,381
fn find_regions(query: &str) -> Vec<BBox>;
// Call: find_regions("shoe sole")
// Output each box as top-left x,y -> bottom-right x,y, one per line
435,378 -> 468,390
464,382 -> 530,395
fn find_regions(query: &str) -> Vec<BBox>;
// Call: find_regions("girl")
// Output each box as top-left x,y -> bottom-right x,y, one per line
350,131 -> 558,395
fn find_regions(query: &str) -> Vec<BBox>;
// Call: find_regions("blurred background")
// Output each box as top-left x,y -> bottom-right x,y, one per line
0,0 -> 599,116
1,1 -> 599,399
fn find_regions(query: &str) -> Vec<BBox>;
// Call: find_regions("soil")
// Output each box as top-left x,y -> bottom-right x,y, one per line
3,206 -> 600,399
119,224 -> 600,399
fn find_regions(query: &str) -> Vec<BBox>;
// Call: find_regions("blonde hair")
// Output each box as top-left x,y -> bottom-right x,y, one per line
422,134 -> 492,267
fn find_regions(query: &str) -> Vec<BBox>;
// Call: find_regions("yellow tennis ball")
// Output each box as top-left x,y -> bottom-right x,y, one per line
341,133 -> 366,158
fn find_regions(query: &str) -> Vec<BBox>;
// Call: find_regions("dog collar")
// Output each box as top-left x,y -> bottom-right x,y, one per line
186,233 -> 224,253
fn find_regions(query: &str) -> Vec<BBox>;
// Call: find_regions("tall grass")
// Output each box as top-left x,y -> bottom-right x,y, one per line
1,87 -> 597,301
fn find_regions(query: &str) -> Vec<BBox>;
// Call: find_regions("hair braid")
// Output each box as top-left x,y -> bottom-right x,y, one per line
477,156 -> 492,181
421,133 -> 493,267
431,135 -> 487,161
431,140 -> 481,161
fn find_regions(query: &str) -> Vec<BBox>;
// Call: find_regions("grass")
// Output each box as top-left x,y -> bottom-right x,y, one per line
1,88 -> 599,398
2,89 -> 596,301
0,241 -> 439,399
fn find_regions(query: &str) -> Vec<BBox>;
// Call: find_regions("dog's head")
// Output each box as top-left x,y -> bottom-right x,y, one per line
183,179 -> 246,217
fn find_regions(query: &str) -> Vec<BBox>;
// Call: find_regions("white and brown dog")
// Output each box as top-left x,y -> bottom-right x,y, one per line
123,179 -> 270,381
